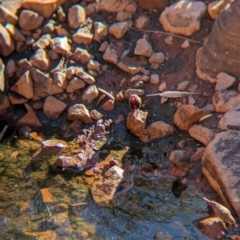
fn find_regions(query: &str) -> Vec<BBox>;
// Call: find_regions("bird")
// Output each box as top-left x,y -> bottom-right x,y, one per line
129,94 -> 142,110
203,197 -> 237,226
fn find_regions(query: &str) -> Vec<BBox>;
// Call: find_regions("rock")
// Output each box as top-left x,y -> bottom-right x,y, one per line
101,99 -> 114,111
202,130 -> 240,217
208,0 -> 228,20
127,110 -> 148,137
67,104 -> 93,123
141,121 -> 175,142
87,60 -> 100,71
0,61 -> 5,92
194,216 -> 228,239
94,22 -> 108,42
42,20 -> 55,33
125,3 -> 137,14
181,39 -> 190,49
177,81 -> 190,91
32,139 -> 67,161
158,82 -> 167,91
53,71 -> 67,89
54,26 -> 69,36
72,47 -> 93,64
0,23 -> 15,57
43,96 -> 67,118
66,76 -> 86,93
100,0 -> 131,12
57,6 -> 66,22
174,105 -> 211,130
164,35 -> 173,45
149,52 -> 165,64
159,1 -> 207,36
188,125 -> 214,146
169,150 -> 189,166
40,188 -> 53,203
10,71 -> 34,99
19,10 -> 44,31
0,5 -> 18,25
134,38 -> 153,57
150,74 -> 159,85
190,147 -> 205,162
218,110 -> 240,130
8,92 -> 28,105
30,49 -> 51,71
138,0 -> 169,11
82,85 -> 99,104
116,12 -> 132,22
90,165 -> 132,207
213,90 -> 240,113
75,68 -> 95,84
50,36 -> 72,57
5,23 -> 25,42
18,104 -> 42,127
22,0 -> 65,19
0,93 -> 11,114
48,49 -> 60,60
117,62 -> 149,75
32,34 -> 51,50
215,72 -> 236,91
130,75 -> 149,83
6,60 -> 17,78
23,231 -> 57,240
102,43 -> 120,64
124,89 -> 145,99
99,41 -> 108,52
72,26 -> 93,45
135,15 -> 150,30
68,5 -> 86,29
90,109 -> 103,120
109,21 -> 128,39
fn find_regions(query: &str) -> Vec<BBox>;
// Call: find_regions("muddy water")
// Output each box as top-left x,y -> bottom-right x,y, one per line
0,130 -> 213,240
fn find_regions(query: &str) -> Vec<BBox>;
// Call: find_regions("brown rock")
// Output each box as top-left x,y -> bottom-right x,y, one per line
218,110 -> 240,130
52,71 -> 67,89
134,38 -> 153,57
18,104 -> 42,127
164,36 -> 173,45
116,12 -> 132,22
159,1 -> 206,36
5,23 -> 26,42
68,4 -> 86,29
66,76 -> 86,93
54,26 -> 69,36
169,150 -> 189,166
0,5 -> 18,25
75,68 -> 95,84
215,72 -> 236,91
90,109 -> 103,120
181,39 -> 190,49
0,61 -> 6,92
72,26 -> 93,45
87,60 -> 100,71
67,104 -> 92,123
57,6 -> 66,22
19,10 -> 44,31
94,22 -> 108,42
0,23 -> 15,57
48,49 -> 59,60
72,47 -> 93,64
82,85 -> 99,104
0,93 -> 11,114
135,15 -> 150,30
50,36 -> 72,57
8,92 -> 29,105
11,71 -> 34,99
188,125 -> 214,146
190,147 -> 205,162
43,96 -> 67,118
177,81 -> 190,91
32,34 -> 51,50
40,188 -> 53,203
174,105 -> 211,130
101,99 -> 115,111
208,0 -> 227,20
149,52 -> 165,64
23,0 -> 65,19
124,89 -> 145,99
202,130 -> 240,217
150,74 -> 159,85
100,0 -> 131,12
99,41 -> 108,52
30,49 -> 51,71
138,0 -> 169,11
213,90 -> 240,113
109,21 -> 128,39
6,60 -> 17,78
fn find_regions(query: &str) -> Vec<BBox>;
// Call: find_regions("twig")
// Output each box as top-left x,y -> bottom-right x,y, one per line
130,27 -> 201,44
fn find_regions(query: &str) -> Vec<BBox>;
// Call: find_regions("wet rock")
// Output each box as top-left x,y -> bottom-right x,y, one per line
32,139 -> 67,161
10,71 -> 33,99
40,188 -> 53,203
0,23 -> 15,57
124,89 -> 145,99
22,0 -> 65,19
90,165 -> 132,207
32,34 -> 51,50
194,216 -> 228,239
50,36 -> 72,57
138,0 -> 169,11
159,1 -> 206,36
213,90 -> 240,113
6,60 -> 17,78
75,68 -> 95,84
135,15 -> 150,30
116,12 -> 132,22
174,105 -> 211,131
149,52 -> 165,64
18,104 -> 42,127
202,130 -> 240,217
218,110 -> 240,130
181,39 -> 190,49
90,109 -> 103,120
100,0 -> 130,12
0,5 -> 18,25
188,125 -> 214,146
68,4 -> 86,29
0,93 -> 11,114
177,81 -> 190,91
53,71 -> 67,89
134,38 -> 153,57
5,23 -> 25,42
67,104 -> 93,123
82,85 -> 99,104
72,47 -> 93,64
150,74 -> 159,85
215,72 -> 236,91
169,150 -> 189,166
23,231 -> 57,240
30,49 -> 51,71
93,22 -> 108,42
72,26 -> 93,45
208,0 -> 227,20
66,76 -> 86,93
141,121 -> 175,142
101,99 -> 115,111
109,21 -> 128,39
43,96 -> 67,118
19,10 -> 44,31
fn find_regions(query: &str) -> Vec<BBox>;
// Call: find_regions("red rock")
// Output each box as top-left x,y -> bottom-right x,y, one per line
43,96 -> 67,118
215,72 -> 236,91
101,99 -> 115,111
67,104 -> 93,123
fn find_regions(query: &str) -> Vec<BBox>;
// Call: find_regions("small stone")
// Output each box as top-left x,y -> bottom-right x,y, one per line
116,91 -> 125,101
0,5 -> 18,25
5,23 -> 26,42
177,81 -> 190,91
164,36 -> 173,45
75,68 -> 96,84
218,110 -> 240,130
158,82 -> 167,91
125,3 -> 137,14
215,72 -> 236,91
33,34 -> 51,50
43,96 -> 67,119
19,10 -> 44,31
72,26 -> 93,45
94,22 -> 108,42
0,23 -> 15,57
40,188 -> 53,203
8,92 -> 28,105
116,11 -> 132,22
188,124 -> 214,146
67,104 -> 92,123
177,139 -> 186,149
124,89 -> 145,99
208,0 -> 227,20
87,60 -> 100,72
138,0 -> 169,11
134,38 -> 153,57
72,47 -> 93,64
57,6 -> 66,22
135,15 -> 150,30
50,36 -> 72,57
85,2 -> 98,15
48,49 -> 60,60
26,36 -> 35,46
100,0 -> 130,12
101,99 -> 115,111
150,74 -> 159,85
181,39 -> 190,49
42,20 -> 55,33
32,29 -> 41,40
159,1 -> 207,36
109,21 -> 128,39
30,49 -> 51,71
6,60 -> 17,78
66,66 -> 76,79
68,5 -> 86,29
99,41 -> 108,52
52,71 -> 67,89
0,62 -> 5,92
188,95 -> 195,105
32,101 -> 43,110
169,150 -> 189,166
82,85 -> 99,104
149,52 -> 165,64
0,93 -> 11,114
90,109 -> 103,120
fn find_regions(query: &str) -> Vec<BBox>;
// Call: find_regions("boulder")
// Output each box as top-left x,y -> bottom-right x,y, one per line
202,131 -> 240,217
101,99 -> 115,111
33,34 -> 51,50
43,96 -> 67,118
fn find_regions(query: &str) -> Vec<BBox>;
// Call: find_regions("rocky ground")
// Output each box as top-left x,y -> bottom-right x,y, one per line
0,0 -> 240,239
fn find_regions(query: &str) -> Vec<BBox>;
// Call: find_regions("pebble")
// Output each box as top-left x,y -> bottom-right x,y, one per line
19,10 -> 44,31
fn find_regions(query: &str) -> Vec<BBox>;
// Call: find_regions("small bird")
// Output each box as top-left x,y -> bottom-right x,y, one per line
129,94 -> 142,110
203,197 -> 237,226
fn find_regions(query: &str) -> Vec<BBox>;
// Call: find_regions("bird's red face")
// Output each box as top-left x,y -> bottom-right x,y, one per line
130,96 -> 137,104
